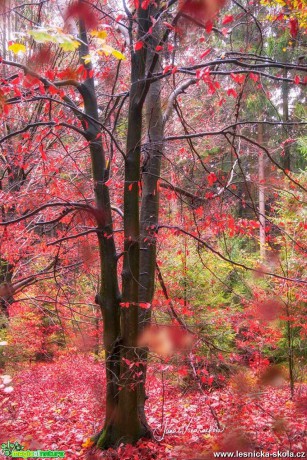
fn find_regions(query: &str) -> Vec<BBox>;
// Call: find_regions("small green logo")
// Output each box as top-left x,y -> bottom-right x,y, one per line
1,442 -> 65,458
1,442 -> 24,457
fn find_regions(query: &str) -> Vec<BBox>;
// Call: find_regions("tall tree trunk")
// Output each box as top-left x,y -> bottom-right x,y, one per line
77,19 -> 121,448
258,123 -> 266,260
78,0 -> 163,448
115,4 -> 153,444
96,2 -> 153,447
138,15 -> 163,434
282,68 -> 291,171
286,302 -> 295,399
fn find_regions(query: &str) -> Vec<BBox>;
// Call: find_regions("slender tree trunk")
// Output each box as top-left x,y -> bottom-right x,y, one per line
96,2 -> 153,447
258,123 -> 266,260
138,15 -> 163,433
77,19 -> 121,448
115,5 -> 153,443
282,68 -> 291,171
286,309 -> 295,399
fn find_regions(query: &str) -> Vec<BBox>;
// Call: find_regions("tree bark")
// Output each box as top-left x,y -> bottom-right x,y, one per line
282,68 -> 291,171
258,123 -> 266,261
138,14 -> 163,435
115,2 -> 154,443
96,2 -> 154,447
77,19 -> 121,448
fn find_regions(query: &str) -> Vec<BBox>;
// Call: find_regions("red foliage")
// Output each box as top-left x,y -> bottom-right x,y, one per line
179,0 -> 226,22
1,355 -> 306,459
135,41 -> 144,51
65,1 -> 99,30
289,18 -> 299,38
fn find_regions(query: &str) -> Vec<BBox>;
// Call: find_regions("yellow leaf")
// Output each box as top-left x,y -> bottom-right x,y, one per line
82,438 -> 94,448
91,30 -> 107,39
98,45 -> 126,60
82,54 -> 92,64
111,49 -> 126,60
8,43 -> 26,54
59,39 -> 80,52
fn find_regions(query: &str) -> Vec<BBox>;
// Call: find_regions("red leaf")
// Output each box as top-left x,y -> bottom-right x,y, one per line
40,144 -> 47,161
289,18 -> 298,38
104,178 -> 112,187
179,0 -> 226,22
231,73 -> 245,84
65,1 -> 98,30
178,367 -> 189,377
227,88 -> 238,98
293,75 -> 300,85
200,48 -> 212,59
205,20 -> 213,33
249,72 -> 259,82
120,302 -> 130,308
139,302 -> 151,309
134,41 -> 144,51
222,15 -> 233,25
163,65 -> 173,74
141,0 -> 151,9
48,85 -> 59,95
207,172 -> 217,186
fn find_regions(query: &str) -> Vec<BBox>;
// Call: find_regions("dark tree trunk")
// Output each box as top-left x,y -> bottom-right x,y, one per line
138,15 -> 163,435
114,2 -> 154,444
77,19 -> 121,448
91,2 -> 155,447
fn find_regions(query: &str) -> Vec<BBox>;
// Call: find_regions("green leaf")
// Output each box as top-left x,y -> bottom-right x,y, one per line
29,29 -> 57,44
29,28 -> 80,52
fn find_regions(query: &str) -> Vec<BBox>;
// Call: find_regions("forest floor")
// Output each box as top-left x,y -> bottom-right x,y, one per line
0,354 -> 306,460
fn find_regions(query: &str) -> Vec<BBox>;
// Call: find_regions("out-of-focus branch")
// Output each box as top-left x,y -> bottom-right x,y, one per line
163,79 -> 197,126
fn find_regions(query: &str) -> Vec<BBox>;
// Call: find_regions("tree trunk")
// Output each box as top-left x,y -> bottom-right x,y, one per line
282,68 -> 290,171
96,2 -> 153,447
138,16 -> 163,434
77,19 -> 121,448
114,4 -> 153,443
258,123 -> 266,260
